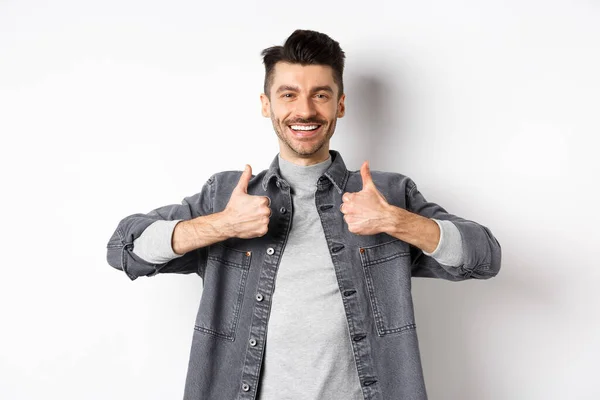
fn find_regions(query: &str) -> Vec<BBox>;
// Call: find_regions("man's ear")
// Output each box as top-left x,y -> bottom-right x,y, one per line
337,93 -> 346,118
260,93 -> 270,118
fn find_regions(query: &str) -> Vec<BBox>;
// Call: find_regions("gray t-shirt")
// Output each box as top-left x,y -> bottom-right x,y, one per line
256,154 -> 363,399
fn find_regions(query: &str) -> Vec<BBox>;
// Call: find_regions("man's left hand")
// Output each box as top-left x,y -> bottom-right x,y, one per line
340,161 -> 395,236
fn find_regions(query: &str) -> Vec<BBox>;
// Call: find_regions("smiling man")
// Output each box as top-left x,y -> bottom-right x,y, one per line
262,61 -> 343,165
106,29 -> 502,400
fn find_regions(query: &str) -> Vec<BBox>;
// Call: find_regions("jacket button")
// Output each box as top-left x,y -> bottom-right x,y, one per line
256,293 -> 264,302
245,251 -> 251,257
249,338 -> 257,346
279,206 -> 286,213
266,247 -> 275,255
242,382 -> 250,392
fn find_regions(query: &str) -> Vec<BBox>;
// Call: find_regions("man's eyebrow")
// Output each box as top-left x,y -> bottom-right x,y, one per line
276,85 -> 300,93
275,85 -> 334,94
311,85 -> 334,94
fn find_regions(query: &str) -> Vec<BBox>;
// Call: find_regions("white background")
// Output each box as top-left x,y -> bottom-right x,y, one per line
1,1 -> 599,399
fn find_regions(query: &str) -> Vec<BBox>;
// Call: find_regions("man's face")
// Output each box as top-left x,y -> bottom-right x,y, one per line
260,62 -> 346,164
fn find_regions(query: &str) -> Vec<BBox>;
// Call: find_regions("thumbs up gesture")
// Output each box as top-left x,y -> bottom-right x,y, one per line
222,165 -> 272,239
340,161 -> 393,236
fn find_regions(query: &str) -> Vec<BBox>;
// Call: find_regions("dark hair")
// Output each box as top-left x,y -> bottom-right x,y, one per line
261,29 -> 345,99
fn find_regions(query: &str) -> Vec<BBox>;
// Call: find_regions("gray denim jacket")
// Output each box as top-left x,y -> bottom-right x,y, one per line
106,149 -> 501,400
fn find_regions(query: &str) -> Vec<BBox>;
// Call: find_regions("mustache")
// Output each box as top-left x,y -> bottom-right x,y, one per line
285,118 -> 327,125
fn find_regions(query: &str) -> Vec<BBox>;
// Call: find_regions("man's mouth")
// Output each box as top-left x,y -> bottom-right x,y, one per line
290,124 -> 320,131
288,124 -> 323,137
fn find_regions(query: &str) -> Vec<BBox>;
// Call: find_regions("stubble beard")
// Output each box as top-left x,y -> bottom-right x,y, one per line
270,110 -> 338,158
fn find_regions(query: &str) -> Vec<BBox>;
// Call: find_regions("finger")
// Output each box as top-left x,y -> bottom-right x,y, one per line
342,192 -> 352,203
265,196 -> 271,207
360,161 -> 374,190
235,164 -> 252,194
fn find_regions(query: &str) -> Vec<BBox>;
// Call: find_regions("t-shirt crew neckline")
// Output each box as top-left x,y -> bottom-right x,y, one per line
277,154 -> 332,191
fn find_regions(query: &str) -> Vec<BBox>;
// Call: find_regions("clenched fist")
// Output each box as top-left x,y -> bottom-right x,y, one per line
340,160 -> 394,236
221,164 -> 272,239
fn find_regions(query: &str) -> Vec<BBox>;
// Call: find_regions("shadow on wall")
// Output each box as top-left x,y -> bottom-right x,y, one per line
344,69 -> 511,399
414,264 -> 558,400
338,69 -> 411,171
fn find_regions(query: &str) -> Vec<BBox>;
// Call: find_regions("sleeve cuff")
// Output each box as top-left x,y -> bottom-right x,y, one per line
422,219 -> 464,267
132,219 -> 185,264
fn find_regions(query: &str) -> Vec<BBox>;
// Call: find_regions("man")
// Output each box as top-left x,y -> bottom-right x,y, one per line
106,29 -> 501,400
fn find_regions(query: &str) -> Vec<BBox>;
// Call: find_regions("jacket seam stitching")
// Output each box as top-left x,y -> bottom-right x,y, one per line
193,325 -> 234,341
362,251 -> 410,267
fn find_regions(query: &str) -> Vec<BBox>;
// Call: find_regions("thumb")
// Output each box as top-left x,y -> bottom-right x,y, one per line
360,161 -> 374,190
235,164 -> 252,194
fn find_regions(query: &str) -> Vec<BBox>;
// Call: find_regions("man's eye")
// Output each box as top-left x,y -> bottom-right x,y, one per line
283,93 -> 294,98
315,94 -> 328,99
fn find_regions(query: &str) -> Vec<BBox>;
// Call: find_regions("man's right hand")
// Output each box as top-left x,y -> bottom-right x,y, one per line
221,165 -> 272,239
172,165 -> 270,255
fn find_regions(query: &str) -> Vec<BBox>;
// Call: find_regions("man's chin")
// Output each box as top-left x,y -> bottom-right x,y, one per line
290,141 -> 327,157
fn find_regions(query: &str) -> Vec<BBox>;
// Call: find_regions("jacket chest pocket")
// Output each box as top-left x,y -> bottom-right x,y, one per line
195,243 -> 252,341
359,239 -> 416,336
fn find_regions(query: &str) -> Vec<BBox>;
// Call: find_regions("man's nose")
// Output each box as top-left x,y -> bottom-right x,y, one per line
294,96 -> 317,118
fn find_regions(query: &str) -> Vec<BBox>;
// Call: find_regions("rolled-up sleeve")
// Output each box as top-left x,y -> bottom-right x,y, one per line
132,219 -> 185,264
106,175 -> 214,281
406,178 -> 502,280
423,219 -> 464,267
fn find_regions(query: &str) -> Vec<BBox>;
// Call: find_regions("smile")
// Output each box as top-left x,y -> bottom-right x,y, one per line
288,124 -> 323,137
290,125 -> 320,131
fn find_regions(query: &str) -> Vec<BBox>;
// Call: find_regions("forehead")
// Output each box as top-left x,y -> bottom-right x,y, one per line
271,62 -> 336,91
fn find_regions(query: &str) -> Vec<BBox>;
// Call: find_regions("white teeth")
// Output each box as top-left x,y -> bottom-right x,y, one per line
290,125 -> 319,131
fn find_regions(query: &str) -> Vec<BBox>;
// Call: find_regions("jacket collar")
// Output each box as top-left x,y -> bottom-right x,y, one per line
261,149 -> 349,194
